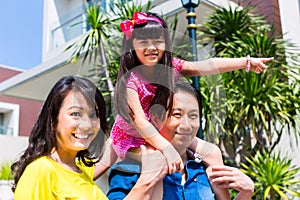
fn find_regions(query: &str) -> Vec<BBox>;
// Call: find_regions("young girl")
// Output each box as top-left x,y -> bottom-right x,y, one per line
96,12 -> 273,177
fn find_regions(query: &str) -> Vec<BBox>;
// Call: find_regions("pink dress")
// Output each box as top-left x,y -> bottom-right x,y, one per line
111,58 -> 183,159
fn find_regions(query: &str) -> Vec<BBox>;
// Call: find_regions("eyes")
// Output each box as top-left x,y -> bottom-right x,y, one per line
171,110 -> 199,120
136,39 -> 165,47
70,110 -> 98,119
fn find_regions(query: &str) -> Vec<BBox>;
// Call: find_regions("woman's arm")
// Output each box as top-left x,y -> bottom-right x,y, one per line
208,165 -> 254,200
181,57 -> 274,76
94,138 -> 118,180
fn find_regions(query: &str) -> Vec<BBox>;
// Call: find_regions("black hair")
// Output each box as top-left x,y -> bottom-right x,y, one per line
115,12 -> 174,123
150,81 -> 201,122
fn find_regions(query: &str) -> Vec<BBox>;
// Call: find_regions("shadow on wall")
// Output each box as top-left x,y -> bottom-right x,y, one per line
0,135 -> 27,200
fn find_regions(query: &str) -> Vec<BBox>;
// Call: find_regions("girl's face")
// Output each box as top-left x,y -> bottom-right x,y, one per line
159,90 -> 200,151
55,91 -> 100,154
132,35 -> 166,66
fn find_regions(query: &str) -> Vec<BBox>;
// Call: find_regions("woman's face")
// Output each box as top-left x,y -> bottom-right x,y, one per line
159,90 -> 200,151
55,91 -> 100,154
132,35 -> 166,66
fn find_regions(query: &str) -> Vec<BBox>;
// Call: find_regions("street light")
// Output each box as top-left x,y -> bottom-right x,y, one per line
181,0 -> 203,139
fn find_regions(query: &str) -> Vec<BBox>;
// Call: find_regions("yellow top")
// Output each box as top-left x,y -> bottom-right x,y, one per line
14,156 -> 107,200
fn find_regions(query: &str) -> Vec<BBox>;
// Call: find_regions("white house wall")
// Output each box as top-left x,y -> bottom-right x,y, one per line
277,0 -> 300,167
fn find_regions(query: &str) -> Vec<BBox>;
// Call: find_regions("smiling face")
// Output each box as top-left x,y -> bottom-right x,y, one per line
159,90 -> 200,153
132,36 -> 166,66
55,91 -> 100,154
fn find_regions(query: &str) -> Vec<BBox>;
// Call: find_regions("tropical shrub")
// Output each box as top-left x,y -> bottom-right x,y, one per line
241,151 -> 300,199
196,3 -> 300,165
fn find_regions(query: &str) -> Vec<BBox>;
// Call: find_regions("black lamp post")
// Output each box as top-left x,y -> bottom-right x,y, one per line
181,0 -> 203,139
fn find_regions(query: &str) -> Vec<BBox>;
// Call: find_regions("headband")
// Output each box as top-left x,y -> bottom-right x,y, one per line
120,12 -> 163,40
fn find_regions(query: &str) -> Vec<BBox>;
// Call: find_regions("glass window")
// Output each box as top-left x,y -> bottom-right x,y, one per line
0,113 -> 3,134
0,102 -> 19,136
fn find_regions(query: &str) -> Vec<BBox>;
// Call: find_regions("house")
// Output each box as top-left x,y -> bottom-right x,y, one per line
0,65 -> 44,164
0,0 -> 299,191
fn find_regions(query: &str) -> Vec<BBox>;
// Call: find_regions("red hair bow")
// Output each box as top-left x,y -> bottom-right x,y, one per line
120,12 -> 162,40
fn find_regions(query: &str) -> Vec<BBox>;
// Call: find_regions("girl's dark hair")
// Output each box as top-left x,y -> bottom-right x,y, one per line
114,12 -> 174,122
11,76 -> 108,192
150,81 -> 201,122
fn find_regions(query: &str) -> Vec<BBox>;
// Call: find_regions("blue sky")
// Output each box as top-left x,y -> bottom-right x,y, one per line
0,1 -> 44,70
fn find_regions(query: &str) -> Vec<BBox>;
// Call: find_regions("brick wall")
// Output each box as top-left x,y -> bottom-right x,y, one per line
231,0 -> 282,35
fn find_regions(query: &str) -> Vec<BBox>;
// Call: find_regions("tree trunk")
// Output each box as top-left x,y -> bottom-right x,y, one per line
98,41 -> 114,98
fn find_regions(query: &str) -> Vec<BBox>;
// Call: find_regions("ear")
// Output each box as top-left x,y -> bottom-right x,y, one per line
150,113 -> 162,130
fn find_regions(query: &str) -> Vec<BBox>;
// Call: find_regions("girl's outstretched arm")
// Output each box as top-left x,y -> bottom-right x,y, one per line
181,57 -> 274,76
127,88 -> 183,174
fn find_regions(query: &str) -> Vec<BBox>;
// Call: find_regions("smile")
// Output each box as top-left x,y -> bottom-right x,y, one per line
145,53 -> 158,56
175,132 -> 192,136
72,133 -> 91,139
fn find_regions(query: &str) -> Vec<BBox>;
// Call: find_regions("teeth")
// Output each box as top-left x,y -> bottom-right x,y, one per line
73,134 -> 89,139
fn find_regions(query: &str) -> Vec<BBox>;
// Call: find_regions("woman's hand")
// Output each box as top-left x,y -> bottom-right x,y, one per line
161,144 -> 184,174
139,145 -> 168,183
208,165 -> 254,200
125,145 -> 168,200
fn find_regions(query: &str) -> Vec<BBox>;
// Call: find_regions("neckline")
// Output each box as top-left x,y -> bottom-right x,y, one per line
46,156 -> 83,174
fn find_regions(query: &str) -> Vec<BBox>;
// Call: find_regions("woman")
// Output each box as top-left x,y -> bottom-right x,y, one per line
107,81 -> 254,200
11,76 -> 108,199
11,76 -> 161,200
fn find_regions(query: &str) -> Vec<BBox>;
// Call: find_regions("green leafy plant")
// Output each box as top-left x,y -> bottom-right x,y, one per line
0,161 -> 13,180
241,151 -> 300,199
195,3 -> 300,165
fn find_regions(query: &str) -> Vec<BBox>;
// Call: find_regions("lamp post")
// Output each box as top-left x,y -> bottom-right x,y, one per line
181,0 -> 203,139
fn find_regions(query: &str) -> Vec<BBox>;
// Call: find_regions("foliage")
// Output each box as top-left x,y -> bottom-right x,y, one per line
196,3 -> 300,164
241,151 -> 300,199
0,161 -> 13,180
65,2 -> 112,65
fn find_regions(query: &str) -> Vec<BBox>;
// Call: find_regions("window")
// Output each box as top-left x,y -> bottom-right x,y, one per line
0,113 -> 3,134
0,102 -> 19,136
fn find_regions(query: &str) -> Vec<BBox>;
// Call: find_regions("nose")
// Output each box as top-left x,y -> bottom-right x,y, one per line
147,40 -> 157,50
76,115 -> 93,131
179,115 -> 191,131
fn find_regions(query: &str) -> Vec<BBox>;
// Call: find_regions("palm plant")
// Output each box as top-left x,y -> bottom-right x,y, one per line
241,151 -> 300,199
196,4 -> 300,165
65,2 -> 114,95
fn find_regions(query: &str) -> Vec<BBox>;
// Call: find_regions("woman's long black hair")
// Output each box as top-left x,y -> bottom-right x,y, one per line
11,76 -> 108,192
114,12 -> 175,122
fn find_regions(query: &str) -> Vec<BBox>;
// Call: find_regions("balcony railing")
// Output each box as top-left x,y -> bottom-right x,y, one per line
50,5 -> 88,51
49,0 -> 107,51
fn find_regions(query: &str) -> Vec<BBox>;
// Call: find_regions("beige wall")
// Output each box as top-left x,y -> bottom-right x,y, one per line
0,135 -> 28,164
